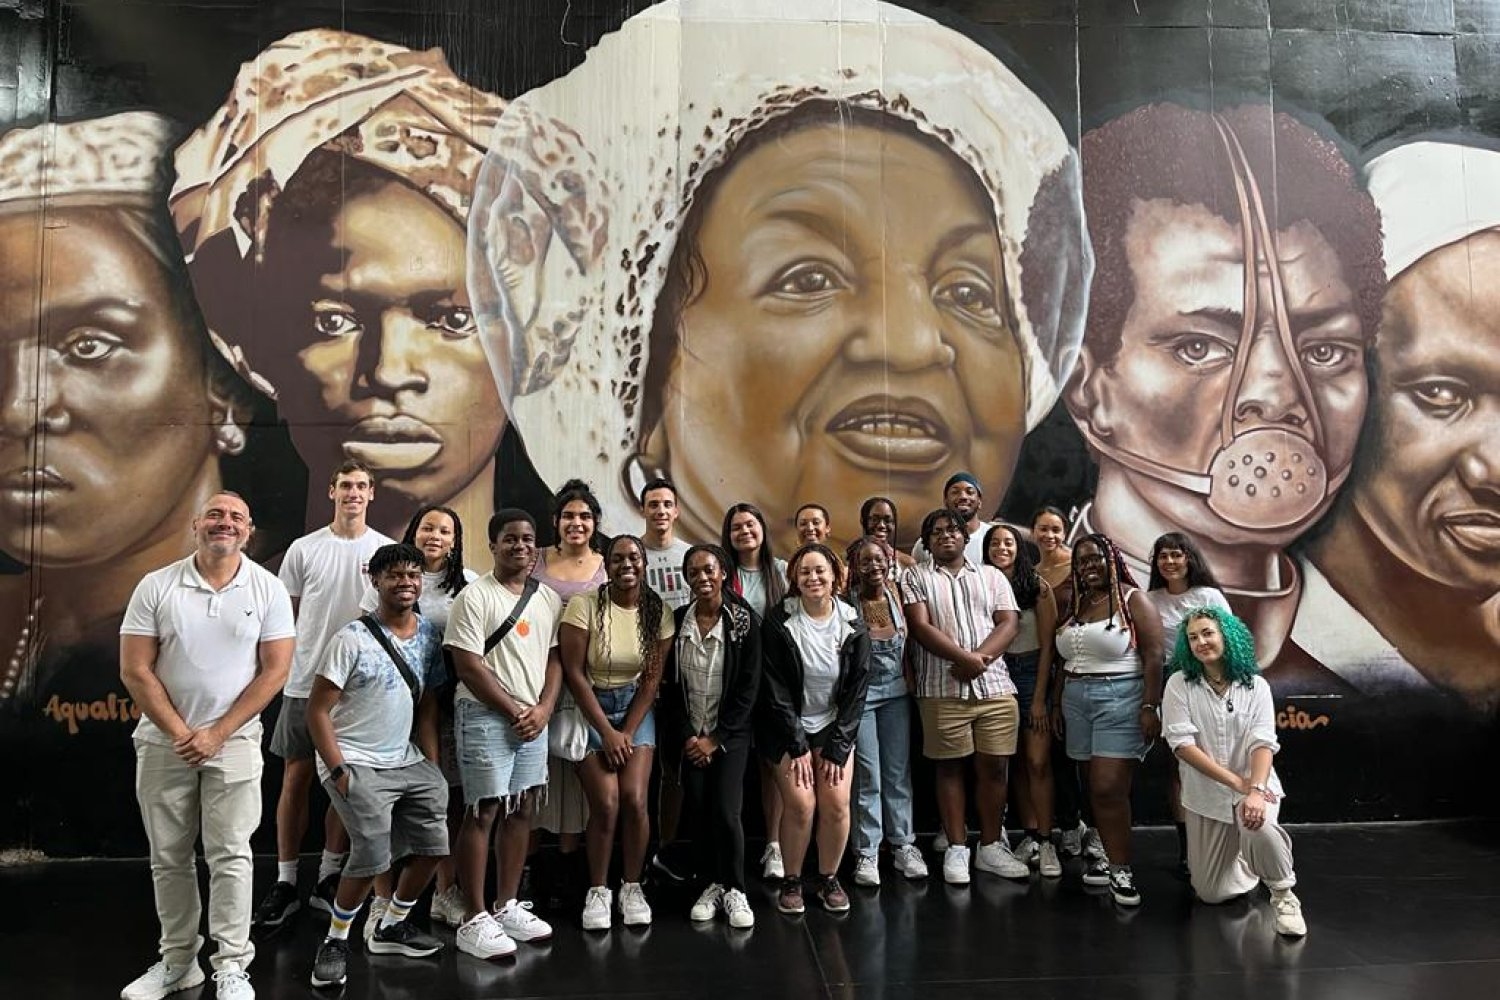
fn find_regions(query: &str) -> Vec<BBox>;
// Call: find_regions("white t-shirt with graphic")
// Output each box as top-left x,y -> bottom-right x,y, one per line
445,574 -> 564,708
644,538 -> 693,610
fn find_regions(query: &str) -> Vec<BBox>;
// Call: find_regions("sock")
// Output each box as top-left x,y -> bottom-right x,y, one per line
277,860 -> 298,885
381,895 -> 416,929
1174,822 -> 1188,860
326,901 -> 359,941
318,850 -> 348,881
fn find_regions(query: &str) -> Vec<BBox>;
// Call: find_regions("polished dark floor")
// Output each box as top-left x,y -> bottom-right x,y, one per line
4,822 -> 1498,999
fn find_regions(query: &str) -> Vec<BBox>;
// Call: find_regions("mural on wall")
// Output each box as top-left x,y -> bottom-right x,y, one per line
0,0 -> 1496,854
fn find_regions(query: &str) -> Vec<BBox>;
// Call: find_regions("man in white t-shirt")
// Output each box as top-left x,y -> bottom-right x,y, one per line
257,461 -> 395,929
910,472 -> 995,565
120,492 -> 295,1000
445,509 -> 565,960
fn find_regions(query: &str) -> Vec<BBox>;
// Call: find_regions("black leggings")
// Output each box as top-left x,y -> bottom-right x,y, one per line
679,743 -> 749,891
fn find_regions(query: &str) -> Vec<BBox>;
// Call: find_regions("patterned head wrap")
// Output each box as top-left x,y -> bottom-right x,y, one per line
469,0 -> 1091,529
0,112 -> 175,205
1365,138 -> 1500,279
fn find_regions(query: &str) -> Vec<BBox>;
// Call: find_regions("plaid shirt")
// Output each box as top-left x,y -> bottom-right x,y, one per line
899,560 -> 1018,700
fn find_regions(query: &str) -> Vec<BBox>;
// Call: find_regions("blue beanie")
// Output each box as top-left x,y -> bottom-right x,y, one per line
944,471 -> 982,495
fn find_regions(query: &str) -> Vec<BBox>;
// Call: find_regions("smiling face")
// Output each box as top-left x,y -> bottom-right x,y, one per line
855,541 -> 889,591
796,505 -> 830,546
685,548 -> 725,604
492,518 -> 537,576
556,499 -> 596,552
642,486 -> 678,539
944,481 -> 983,523
411,509 -> 457,571
1184,613 -> 1225,668
792,550 -> 835,603
1032,512 -> 1067,555
863,500 -> 898,547
1352,232 -> 1500,594
260,170 -> 505,517
193,493 -> 253,558
607,537 -> 645,592
1155,544 -> 1188,589
987,527 -> 1017,573
1074,198 -> 1368,546
373,560 -> 423,615
651,120 -> 1026,554
1073,539 -> 1109,594
328,469 -> 374,523
0,206 -> 219,566
727,510 -> 764,557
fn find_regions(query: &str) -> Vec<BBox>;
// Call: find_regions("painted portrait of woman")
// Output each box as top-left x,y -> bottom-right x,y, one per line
469,0 -> 1090,553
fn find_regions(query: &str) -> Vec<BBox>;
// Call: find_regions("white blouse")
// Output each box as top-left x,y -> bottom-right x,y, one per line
1163,672 -> 1283,824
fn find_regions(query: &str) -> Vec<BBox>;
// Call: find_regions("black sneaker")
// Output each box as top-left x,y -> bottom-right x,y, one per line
254,881 -> 301,929
309,872 -> 339,915
1082,858 -> 1111,887
1109,866 -> 1142,907
310,937 -> 349,988
368,919 -> 444,958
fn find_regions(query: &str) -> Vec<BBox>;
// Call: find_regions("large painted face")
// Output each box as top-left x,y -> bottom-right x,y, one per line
1077,198 -> 1367,546
1353,232 -> 1500,595
261,176 -> 505,515
0,206 -> 218,567
651,122 -> 1026,553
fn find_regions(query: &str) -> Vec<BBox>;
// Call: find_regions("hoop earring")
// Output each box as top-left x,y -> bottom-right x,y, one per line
622,453 -> 665,510
214,405 -> 247,456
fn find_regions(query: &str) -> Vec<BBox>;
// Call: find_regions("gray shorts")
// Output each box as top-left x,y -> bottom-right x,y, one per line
269,696 -> 316,761
323,759 -> 449,878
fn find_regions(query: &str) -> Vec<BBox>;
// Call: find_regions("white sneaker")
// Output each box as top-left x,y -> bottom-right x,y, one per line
581,886 -> 612,931
211,964 -> 253,1000
852,855 -> 881,887
121,960 -> 206,1000
761,842 -> 785,880
690,883 -> 724,921
1038,840 -> 1063,878
1014,835 -> 1041,866
619,881 -> 653,926
496,898 -> 553,942
430,885 -> 466,928
722,888 -> 755,929
363,897 -> 390,946
456,911 -> 517,960
1082,827 -> 1107,862
942,845 -> 971,885
1272,889 -> 1307,937
892,844 -> 930,880
975,840 -> 1031,879
934,827 -> 968,853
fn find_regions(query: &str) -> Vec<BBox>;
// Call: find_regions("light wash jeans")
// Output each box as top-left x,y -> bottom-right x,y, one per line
134,731 -> 262,972
852,634 -> 915,857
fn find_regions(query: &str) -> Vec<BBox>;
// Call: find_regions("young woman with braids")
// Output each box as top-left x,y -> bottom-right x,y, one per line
984,523 -> 1061,878
1164,607 -> 1306,937
1055,533 -> 1164,907
561,534 -> 675,930
858,497 -> 916,573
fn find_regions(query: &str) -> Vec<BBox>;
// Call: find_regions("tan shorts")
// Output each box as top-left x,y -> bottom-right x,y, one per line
918,695 -> 1019,760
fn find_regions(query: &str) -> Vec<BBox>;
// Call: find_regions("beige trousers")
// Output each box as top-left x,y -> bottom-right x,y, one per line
134,734 -> 262,972
1186,796 -> 1296,905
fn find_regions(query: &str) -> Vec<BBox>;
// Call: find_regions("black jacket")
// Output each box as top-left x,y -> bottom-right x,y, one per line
757,597 -> 871,767
660,597 -> 762,753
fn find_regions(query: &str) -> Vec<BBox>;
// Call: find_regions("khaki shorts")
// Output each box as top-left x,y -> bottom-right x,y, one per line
918,695 -> 1019,760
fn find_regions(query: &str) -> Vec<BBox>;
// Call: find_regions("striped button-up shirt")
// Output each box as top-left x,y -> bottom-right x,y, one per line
899,560 -> 1018,700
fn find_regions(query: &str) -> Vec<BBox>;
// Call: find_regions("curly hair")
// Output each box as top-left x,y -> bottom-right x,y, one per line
368,542 -> 425,579
1066,532 -> 1141,649
919,507 -> 971,548
399,505 -> 469,598
1146,531 -> 1223,593
786,542 -> 846,598
551,477 -> 603,552
596,534 -> 667,685
983,523 -> 1041,612
1169,606 -> 1259,686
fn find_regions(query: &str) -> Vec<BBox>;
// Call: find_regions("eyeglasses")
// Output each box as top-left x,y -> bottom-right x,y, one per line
1075,554 -> 1107,568
931,524 -> 966,538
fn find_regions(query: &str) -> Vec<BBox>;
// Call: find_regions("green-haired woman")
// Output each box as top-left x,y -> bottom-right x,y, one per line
1164,607 -> 1307,938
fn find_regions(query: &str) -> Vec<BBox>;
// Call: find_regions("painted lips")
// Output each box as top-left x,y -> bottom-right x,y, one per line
344,415 -> 442,470
827,395 -> 951,469
1440,511 -> 1500,555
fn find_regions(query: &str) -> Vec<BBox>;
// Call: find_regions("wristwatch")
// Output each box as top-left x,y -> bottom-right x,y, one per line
1140,703 -> 1159,714
329,764 -> 349,783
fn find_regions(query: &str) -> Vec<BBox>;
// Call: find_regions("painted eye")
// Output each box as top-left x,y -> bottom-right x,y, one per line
62,330 -> 122,363
1301,342 -> 1355,369
769,262 -> 844,297
432,306 -> 476,338
1172,336 -> 1233,367
313,309 -> 361,338
935,275 -> 1000,322
1409,379 -> 1469,417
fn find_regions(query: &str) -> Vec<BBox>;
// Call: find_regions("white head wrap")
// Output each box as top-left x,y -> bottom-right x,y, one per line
1366,138 -> 1500,279
468,0 -> 1089,525
0,112 -> 175,205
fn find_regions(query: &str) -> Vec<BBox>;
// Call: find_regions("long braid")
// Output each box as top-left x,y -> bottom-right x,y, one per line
400,504 -> 468,596
599,534 -> 664,683
1069,532 -> 1141,650
594,579 -> 612,669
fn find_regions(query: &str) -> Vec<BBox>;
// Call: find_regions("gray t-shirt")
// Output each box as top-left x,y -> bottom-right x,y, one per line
315,615 -> 445,779
644,539 -> 693,610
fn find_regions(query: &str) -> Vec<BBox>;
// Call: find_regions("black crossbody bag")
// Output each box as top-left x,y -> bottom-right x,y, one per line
359,615 -> 425,709
483,578 -> 539,655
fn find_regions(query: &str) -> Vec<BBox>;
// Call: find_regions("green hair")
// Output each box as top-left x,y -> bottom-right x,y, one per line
1169,605 -> 1260,686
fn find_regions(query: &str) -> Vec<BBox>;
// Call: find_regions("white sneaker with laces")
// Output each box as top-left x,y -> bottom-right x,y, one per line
211,964 -> 254,1000
892,844 -> 929,879
496,898 -> 553,942
363,897 -> 390,946
430,885 -> 466,928
1272,889 -> 1307,937
761,842 -> 785,880
975,840 -> 1031,879
722,888 -> 755,929
121,960 -> 206,1000
852,855 -> 881,886
582,886 -> 612,931
942,845 -> 971,885
1038,840 -> 1063,878
456,911 -> 517,960
690,883 -> 724,922
619,881 -> 653,926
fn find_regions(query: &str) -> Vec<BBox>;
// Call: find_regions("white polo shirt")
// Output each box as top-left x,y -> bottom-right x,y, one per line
121,553 -> 296,747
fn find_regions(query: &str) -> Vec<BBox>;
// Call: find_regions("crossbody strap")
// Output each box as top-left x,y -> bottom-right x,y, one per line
359,615 -> 422,707
483,578 -> 540,654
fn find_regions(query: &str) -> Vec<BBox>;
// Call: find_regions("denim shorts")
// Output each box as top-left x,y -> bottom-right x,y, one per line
586,682 -> 656,752
1008,649 -> 1041,720
1061,673 -> 1145,762
455,698 -> 549,806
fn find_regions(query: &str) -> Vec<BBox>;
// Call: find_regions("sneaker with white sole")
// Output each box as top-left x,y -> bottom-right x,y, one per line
1083,857 -> 1112,886
1109,865 -> 1141,907
121,960 -> 206,1000
363,897 -> 390,946
456,911 -> 517,960
1082,827 -> 1107,862
892,844 -> 929,879
690,883 -> 724,922
852,855 -> 881,887
309,939 -> 348,989
496,898 -> 553,942
723,888 -> 755,929
976,840 -> 1031,879
1038,840 -> 1063,878
1272,889 -> 1307,937
761,842 -> 785,880
619,882 -> 652,926
212,963 -> 254,999
368,919 -> 444,957
581,886 -> 612,931
430,885 -> 466,928
942,845 -> 971,885
1014,836 -> 1041,867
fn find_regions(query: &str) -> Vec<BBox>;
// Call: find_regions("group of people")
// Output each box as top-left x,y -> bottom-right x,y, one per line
118,464 -> 1307,1000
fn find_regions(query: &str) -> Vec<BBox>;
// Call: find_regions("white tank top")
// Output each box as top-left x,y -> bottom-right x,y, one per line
1057,589 -> 1142,676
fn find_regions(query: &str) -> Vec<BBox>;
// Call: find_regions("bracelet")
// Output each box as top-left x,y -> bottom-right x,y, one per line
1249,783 -> 1270,796
1140,703 -> 1159,714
